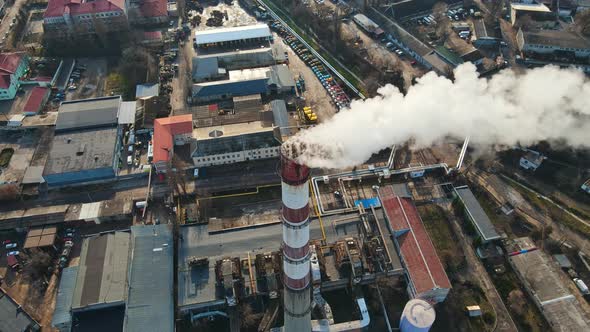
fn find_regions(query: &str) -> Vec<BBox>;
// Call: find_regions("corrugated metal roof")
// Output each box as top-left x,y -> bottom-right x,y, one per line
454,186 -> 501,242
135,83 -> 159,99
194,24 -> 271,45
270,99 -> 290,136
118,101 -> 137,124
124,225 -> 174,332
193,79 -> 268,99
56,96 -> 121,131
22,166 -> 45,184
72,232 -> 130,310
52,266 -> 79,328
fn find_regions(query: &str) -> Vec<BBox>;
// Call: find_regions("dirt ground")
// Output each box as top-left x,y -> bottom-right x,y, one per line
195,2 -> 257,31
66,58 -> 108,100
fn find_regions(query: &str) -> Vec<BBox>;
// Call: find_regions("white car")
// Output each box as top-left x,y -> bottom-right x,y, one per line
7,251 -> 19,256
64,241 -> 74,248
5,243 -> 17,249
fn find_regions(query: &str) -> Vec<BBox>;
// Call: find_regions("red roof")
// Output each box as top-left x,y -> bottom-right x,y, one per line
0,52 -> 24,89
153,115 -> 193,163
23,87 -> 49,114
44,0 -> 126,18
139,0 -> 167,18
143,31 -> 163,40
381,186 -> 451,296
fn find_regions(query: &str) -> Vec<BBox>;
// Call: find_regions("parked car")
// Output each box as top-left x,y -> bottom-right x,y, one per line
7,251 -> 19,256
5,243 -> 17,249
2,239 -> 12,245
64,241 -> 74,248
65,232 -> 74,238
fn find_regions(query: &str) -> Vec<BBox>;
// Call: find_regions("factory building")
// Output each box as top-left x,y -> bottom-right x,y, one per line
52,225 -> 173,332
380,186 -> 451,303
507,237 -> 590,331
192,44 -> 288,82
517,28 -> 590,58
193,24 -> 272,49
43,96 -> 132,187
510,2 -> 553,25
191,65 -> 295,103
152,114 -> 194,172
191,121 -> 281,167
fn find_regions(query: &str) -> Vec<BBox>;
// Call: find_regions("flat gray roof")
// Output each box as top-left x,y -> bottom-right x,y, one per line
56,96 -> 121,131
454,186 -> 501,242
118,101 -> 136,125
72,232 -> 130,311
0,289 -> 38,331
270,99 -> 289,136
44,127 -> 118,175
523,29 -> 590,50
510,238 -> 590,331
135,83 -> 159,99
125,225 -> 174,332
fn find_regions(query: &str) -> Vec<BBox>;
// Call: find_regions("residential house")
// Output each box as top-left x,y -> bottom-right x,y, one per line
43,0 -> 129,37
519,150 -> 545,171
0,52 -> 28,101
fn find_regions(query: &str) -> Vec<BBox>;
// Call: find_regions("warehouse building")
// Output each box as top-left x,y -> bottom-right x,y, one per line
52,225 -> 173,332
192,44 -> 288,82
454,186 -> 501,243
380,186 -> 451,303
191,120 -> 281,167
43,96 -> 129,187
508,237 -> 590,331
191,65 -> 295,102
193,24 -> 272,49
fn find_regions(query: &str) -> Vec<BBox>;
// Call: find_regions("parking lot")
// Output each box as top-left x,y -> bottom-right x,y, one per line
65,58 -> 108,100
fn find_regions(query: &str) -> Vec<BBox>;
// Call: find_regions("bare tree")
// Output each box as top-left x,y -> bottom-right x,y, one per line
432,2 -> 451,41
575,10 -> 590,37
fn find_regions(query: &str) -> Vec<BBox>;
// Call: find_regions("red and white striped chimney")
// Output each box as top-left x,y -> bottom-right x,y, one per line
280,151 -> 312,332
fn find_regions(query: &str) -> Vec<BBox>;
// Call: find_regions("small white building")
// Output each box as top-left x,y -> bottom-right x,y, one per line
466,305 -> 482,317
520,150 -> 545,171
191,121 -> 281,167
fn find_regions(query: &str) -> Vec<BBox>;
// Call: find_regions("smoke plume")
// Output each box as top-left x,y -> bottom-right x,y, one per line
285,63 -> 590,169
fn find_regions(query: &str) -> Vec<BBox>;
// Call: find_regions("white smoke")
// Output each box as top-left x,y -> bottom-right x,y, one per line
286,63 -> 590,169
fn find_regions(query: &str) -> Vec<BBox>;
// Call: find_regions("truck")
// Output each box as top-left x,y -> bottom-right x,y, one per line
353,14 -> 384,39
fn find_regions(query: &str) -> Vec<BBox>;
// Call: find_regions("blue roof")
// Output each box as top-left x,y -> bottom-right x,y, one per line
124,225 -> 174,332
194,79 -> 268,99
52,266 -> 79,328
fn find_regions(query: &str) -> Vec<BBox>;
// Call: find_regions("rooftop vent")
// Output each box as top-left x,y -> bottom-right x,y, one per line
209,129 -> 223,138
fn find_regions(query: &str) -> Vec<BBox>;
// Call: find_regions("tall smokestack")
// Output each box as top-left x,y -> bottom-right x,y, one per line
280,149 -> 312,332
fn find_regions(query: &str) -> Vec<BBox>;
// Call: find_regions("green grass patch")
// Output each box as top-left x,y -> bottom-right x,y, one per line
418,204 -> 466,275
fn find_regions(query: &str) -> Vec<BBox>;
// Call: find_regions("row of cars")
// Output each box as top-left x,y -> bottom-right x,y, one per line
415,7 -> 481,26
58,228 -> 76,269
268,20 -> 351,111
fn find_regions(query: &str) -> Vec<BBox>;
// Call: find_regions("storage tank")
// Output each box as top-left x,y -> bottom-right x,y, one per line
400,299 -> 436,332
